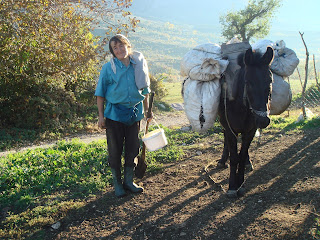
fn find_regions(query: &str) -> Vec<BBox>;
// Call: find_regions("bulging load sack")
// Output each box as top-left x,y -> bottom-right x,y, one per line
252,39 -> 297,115
252,39 -> 299,77
180,43 -> 229,81
271,47 -> 300,77
221,42 -> 251,100
182,78 -> 221,132
269,73 -> 292,115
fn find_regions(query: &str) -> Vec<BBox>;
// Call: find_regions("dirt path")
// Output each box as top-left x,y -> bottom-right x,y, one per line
43,126 -> 320,240
0,110 -> 189,158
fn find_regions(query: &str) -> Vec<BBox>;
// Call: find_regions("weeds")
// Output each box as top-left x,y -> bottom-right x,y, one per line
0,117 -> 319,239
0,126 -> 189,239
310,217 -> 320,239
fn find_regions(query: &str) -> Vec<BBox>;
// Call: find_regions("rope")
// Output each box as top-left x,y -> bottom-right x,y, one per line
223,81 -> 238,139
204,161 -> 227,193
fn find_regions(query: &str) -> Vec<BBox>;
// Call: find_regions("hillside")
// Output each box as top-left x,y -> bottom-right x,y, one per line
93,14 -> 319,85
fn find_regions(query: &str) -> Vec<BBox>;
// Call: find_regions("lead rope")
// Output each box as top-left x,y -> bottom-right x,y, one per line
223,81 -> 238,139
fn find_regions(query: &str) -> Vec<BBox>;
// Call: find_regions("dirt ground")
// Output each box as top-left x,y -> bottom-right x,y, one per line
36,110 -> 320,240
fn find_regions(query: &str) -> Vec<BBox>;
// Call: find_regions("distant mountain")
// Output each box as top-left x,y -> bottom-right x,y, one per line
128,0 -> 244,27
93,0 -> 319,79
128,0 -> 320,59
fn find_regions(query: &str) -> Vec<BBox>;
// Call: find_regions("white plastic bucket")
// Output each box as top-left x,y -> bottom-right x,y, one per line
142,128 -> 168,151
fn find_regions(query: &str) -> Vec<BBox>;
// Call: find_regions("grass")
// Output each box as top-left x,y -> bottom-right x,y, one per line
0,126 -> 198,239
287,77 -> 318,96
309,217 -> 320,239
162,81 -> 184,104
0,128 -> 38,151
1,116 -> 319,239
0,82 -> 319,239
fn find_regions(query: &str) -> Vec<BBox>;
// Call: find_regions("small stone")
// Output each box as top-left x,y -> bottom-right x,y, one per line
180,232 -> 187,236
51,221 -> 61,230
196,151 -> 202,156
158,103 -> 166,110
180,126 -> 192,132
171,103 -> 184,111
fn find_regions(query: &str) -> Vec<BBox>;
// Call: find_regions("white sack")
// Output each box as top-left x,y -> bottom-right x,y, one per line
252,39 -> 276,55
183,78 -> 221,132
180,43 -> 229,81
252,39 -> 299,77
271,48 -> 299,77
269,73 -> 292,115
252,39 -> 285,57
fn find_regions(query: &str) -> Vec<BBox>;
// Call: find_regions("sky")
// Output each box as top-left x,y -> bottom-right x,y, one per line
129,0 -> 320,57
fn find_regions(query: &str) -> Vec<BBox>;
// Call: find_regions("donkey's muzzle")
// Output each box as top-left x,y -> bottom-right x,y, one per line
254,114 -> 270,129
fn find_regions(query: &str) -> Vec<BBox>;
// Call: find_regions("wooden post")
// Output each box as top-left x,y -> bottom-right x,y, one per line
299,31 -> 309,120
313,54 -> 320,91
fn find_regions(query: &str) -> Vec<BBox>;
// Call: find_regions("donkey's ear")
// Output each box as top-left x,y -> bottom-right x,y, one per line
244,48 -> 254,65
261,46 -> 274,65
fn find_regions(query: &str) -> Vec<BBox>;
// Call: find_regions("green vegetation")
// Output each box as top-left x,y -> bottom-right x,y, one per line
311,217 -> 320,239
0,126 -> 204,239
1,112 -> 319,239
127,19 -> 223,80
220,0 -> 282,42
1,1 -> 317,152
162,82 -> 183,104
269,114 -> 320,132
0,1 -> 319,238
0,0 -> 138,147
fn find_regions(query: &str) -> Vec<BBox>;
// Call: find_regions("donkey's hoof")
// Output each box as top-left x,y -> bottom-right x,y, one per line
226,190 -> 238,198
237,187 -> 246,196
217,162 -> 228,169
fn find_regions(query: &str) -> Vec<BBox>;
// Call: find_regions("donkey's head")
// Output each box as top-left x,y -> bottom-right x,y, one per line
243,47 -> 274,129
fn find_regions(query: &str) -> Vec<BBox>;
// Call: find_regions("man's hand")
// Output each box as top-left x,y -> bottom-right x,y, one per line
146,111 -> 153,123
97,96 -> 106,129
98,116 -> 106,129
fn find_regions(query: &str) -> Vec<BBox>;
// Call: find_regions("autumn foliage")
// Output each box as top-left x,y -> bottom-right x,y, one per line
0,0 -> 139,130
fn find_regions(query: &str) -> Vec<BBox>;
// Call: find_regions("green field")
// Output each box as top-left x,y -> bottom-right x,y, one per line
287,77 -> 318,96
162,81 -> 184,104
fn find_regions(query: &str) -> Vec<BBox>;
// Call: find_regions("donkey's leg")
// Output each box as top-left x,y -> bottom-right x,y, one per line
244,129 -> 256,171
226,133 -> 239,197
237,128 -> 256,194
244,128 -> 257,171
217,132 -> 229,169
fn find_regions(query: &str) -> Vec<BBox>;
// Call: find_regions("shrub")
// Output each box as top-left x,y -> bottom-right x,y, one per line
149,73 -> 168,101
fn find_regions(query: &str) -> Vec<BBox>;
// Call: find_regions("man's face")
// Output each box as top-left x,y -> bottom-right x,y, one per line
110,41 -> 129,61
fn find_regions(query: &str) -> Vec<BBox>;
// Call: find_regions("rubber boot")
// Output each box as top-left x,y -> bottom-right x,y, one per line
111,168 -> 126,198
123,166 -> 143,193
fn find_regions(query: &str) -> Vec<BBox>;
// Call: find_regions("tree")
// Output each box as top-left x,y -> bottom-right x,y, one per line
0,0 -> 138,129
220,0 -> 282,42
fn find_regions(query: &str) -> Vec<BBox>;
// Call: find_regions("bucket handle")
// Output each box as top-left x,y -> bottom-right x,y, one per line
143,118 -> 162,137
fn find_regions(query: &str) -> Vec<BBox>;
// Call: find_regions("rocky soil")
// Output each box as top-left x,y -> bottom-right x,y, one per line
43,110 -> 320,240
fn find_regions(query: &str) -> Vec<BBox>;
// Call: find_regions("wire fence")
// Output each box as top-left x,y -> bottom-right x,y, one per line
288,80 -> 320,115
